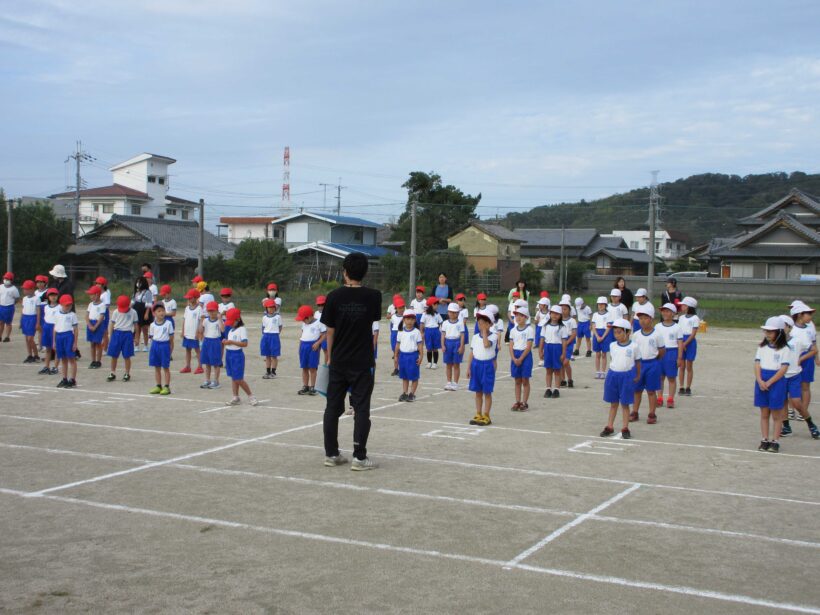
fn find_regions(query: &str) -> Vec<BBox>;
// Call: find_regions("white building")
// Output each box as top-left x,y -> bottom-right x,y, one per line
218,216 -> 282,244
51,153 -> 198,236
606,228 -> 689,260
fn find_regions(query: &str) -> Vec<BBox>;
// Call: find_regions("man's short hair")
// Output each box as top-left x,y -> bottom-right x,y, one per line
343,252 -> 368,282
141,263 -> 152,271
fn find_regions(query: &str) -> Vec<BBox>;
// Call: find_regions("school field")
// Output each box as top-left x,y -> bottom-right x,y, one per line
0,320 -> 818,614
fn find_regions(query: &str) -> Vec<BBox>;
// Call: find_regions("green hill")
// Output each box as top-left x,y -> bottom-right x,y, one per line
503,172 -> 820,246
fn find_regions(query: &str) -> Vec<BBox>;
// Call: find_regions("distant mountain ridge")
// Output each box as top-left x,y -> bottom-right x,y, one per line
502,172 -> 820,246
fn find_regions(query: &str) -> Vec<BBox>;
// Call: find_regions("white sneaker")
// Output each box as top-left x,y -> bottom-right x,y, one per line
451,382 -> 459,390
351,457 -> 377,471
225,397 -> 241,406
324,454 -> 349,467
443,382 -> 451,390
427,362 -> 433,369
249,396 -> 259,406
208,381 -> 221,389
537,360 -> 544,367
431,363 -> 439,370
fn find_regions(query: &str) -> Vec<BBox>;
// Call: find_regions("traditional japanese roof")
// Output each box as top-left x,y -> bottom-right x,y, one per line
582,235 -> 626,257
50,184 -> 150,200
737,188 -> 820,226
586,246 -> 656,264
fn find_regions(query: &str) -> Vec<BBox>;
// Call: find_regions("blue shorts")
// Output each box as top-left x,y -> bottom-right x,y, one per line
166,316 -> 174,330
107,329 -> 135,359
321,338 -> 328,351
148,340 -> 171,368
86,319 -> 104,344
21,314 -> 37,337
201,337 -> 223,367
592,328 -> 610,353
0,304 -> 14,324
225,349 -> 246,380
102,308 -> 110,326
755,368 -> 787,410
260,332 -> 281,358
474,321 -> 480,335
469,358 -> 496,394
510,349 -> 533,379
577,321 -> 591,339
636,358 -> 661,392
565,342 -> 575,359
443,338 -> 463,365
390,330 -> 398,352
786,374 -> 802,400
182,337 -> 199,350
604,369 -> 636,406
54,330 -> 75,360
223,324 -> 231,340
399,350 -> 420,381
801,353 -> 815,383
543,343 -> 564,370
632,318 -> 641,332
424,327 -> 441,350
661,348 -> 679,378
534,326 -> 542,348
299,340 -> 319,369
41,322 -> 54,349
683,338 -> 697,362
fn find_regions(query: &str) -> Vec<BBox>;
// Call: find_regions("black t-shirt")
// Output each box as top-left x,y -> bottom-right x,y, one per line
320,285 -> 382,370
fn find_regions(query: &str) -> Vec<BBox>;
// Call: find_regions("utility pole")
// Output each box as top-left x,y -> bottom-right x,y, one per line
319,183 -> 332,210
334,178 -> 346,216
408,198 -> 418,299
558,224 -> 565,295
66,141 -> 95,237
648,171 -> 660,301
5,199 -> 12,273
198,198 -> 205,277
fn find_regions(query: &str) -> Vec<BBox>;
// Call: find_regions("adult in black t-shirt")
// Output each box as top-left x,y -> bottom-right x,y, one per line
320,253 -> 382,469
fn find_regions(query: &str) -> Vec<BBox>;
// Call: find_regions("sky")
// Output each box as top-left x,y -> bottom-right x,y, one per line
1,0 -> 820,229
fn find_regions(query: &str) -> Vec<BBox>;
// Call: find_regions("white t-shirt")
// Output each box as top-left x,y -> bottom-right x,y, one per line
441,319 -> 465,340
22,295 -> 38,316
183,305 -> 202,339
678,314 -> 701,337
564,317 -> 578,337
632,327 -> 665,361
262,313 -> 282,334
458,307 -> 469,324
755,344 -> 789,372
300,319 -> 326,342
576,305 -> 592,323
655,322 -> 683,349
87,301 -> 106,322
390,313 -> 404,331
100,289 -> 111,307
541,322 -> 569,345
199,292 -> 215,307
133,289 -> 153,306
372,321 -> 380,334
421,313 -> 442,330
225,325 -> 247,351
591,310 -> 610,330
470,331 -> 498,361
0,284 -> 20,306
218,301 -> 235,316
631,301 -> 654,319
791,324 -> 816,352
609,340 -> 641,372
783,339 -> 804,378
35,289 -> 47,306
608,303 -> 629,321
397,327 -> 423,352
149,319 -> 174,342
148,283 -> 159,297
110,309 -> 138,331
473,306 -> 488,319
202,317 -> 222,339
410,298 -> 426,315
53,309 -> 79,334
163,298 -> 177,316
509,325 -> 535,351
387,304 -> 396,318
43,304 -> 60,325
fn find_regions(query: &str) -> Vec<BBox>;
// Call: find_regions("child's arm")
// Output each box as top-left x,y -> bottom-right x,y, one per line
169,330 -> 175,354
416,340 -> 423,364
482,330 -> 492,348
799,343 -> 817,362
765,364 -> 789,387
561,338 -> 569,366
440,330 -> 446,351
633,359 -> 641,382
754,362 -> 766,389
373,330 -> 379,351
677,339 -> 684,367
521,339 -> 533,360
312,331 -> 326,351
71,323 -> 78,352
508,338 -> 516,360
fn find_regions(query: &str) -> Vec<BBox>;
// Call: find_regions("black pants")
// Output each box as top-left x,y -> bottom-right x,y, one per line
323,366 -> 374,460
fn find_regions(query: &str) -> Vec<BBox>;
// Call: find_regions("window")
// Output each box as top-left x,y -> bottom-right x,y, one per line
92,203 -> 100,213
148,176 -> 156,183
730,263 -> 754,278
166,208 -> 177,216
157,213 -> 165,219
158,177 -> 165,185
181,210 -> 189,220
131,205 -> 141,215
353,229 -> 363,242
629,241 -> 638,249
102,204 -> 114,214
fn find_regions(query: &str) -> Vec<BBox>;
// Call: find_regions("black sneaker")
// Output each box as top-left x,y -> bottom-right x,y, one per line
808,422 -> 820,439
407,393 -> 416,402
585,350 -> 592,357
297,386 -> 310,395
568,380 -> 574,388
544,389 -> 553,398
398,393 -> 408,402
559,380 -> 567,387
38,366 -> 50,375
679,387 -> 686,395
49,367 -> 58,375
122,373 -> 131,382
684,388 -> 692,396
768,441 -> 780,453
758,440 -> 770,451
23,356 -> 33,364
600,426 -> 614,437
621,428 -> 631,439
308,387 -> 317,396
572,349 -> 580,357
56,378 -> 68,388
66,379 -> 77,388
781,422 -> 792,437
552,389 -> 560,398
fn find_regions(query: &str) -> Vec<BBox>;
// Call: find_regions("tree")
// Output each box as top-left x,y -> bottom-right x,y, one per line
519,262 -> 543,291
390,172 -> 481,253
229,239 -> 293,287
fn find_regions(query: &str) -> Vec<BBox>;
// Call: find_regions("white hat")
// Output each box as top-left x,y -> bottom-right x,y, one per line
514,298 -> 528,308
681,296 -> 697,308
634,303 -> 655,318
791,302 -> 815,315
514,306 -> 530,318
635,288 -> 647,297
761,316 -> 784,331
574,297 -> 584,306
537,297 -> 550,306
660,302 -> 678,313
447,302 -> 460,312
612,318 -> 632,330
549,305 -> 562,315
486,304 -> 499,315
274,297 -> 282,306
561,294 -> 571,304
780,315 -> 795,328
610,288 -> 622,297
596,296 -> 608,305
558,298 -> 572,307
49,264 -> 67,278
475,309 -> 493,321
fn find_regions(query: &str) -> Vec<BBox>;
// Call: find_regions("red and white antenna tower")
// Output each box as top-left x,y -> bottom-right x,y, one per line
281,146 -> 291,214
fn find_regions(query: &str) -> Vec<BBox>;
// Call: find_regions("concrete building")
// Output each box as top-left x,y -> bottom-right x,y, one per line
50,153 -> 198,236
607,228 -> 689,260
218,216 -> 282,244
447,221 -> 522,289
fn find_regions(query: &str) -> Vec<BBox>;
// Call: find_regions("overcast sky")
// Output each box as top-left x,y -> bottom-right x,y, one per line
1,0 -> 819,227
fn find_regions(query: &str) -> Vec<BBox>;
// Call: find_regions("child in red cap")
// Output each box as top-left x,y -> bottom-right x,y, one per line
38,289 -> 60,375
160,284 -> 177,330
421,296 -> 443,369
148,303 -> 174,395
296,305 -> 326,395
85,285 -> 106,369
18,280 -> 39,363
34,275 -> 49,351
0,272 -> 20,342
223,308 -> 258,406
261,298 -> 282,379
54,295 -> 79,387
180,289 -> 203,374
106,296 -> 138,382
198,301 -> 224,389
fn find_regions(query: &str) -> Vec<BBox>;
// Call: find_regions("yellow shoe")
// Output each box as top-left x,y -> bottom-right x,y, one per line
469,414 -> 482,425
479,415 -> 492,426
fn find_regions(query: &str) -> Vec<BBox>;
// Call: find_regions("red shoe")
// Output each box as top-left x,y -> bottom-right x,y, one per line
656,397 -> 664,408
194,366 -> 204,375
647,413 -> 657,424
179,366 -> 192,374
629,411 -> 639,422
667,397 -> 675,409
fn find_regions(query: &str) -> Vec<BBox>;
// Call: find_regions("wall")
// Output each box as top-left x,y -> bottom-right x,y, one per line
585,274 -> 820,301
465,256 -> 498,273
228,223 -> 271,244
331,225 -> 376,245
448,226 -> 498,257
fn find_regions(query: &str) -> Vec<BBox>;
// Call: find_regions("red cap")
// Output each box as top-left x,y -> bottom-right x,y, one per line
455,293 -> 466,300
191,275 -> 204,284
315,295 -> 326,306
58,294 -> 73,306
205,301 -> 219,312
143,271 -> 153,279
22,280 -> 35,290
267,282 -> 278,291
116,295 -> 131,312
393,298 -> 406,308
3,272 -> 13,280
540,290 -> 549,298
512,291 -> 520,297
220,288 -> 233,296
95,276 -> 108,285
184,289 -> 200,300
225,307 -> 241,326
86,285 -> 102,295
393,293 -> 402,300
262,298 -> 276,308
295,305 -> 314,321
160,284 -> 172,295
426,296 -> 439,307
415,285 -> 425,293
477,293 -> 488,300
46,287 -> 58,296
35,274 -> 49,283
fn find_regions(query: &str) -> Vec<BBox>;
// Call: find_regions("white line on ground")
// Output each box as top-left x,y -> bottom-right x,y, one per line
505,484 -> 642,567
0,380 -> 205,403
0,488 -> 816,614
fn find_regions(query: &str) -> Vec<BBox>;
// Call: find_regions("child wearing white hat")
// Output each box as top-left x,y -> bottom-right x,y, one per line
754,317 -> 790,452
600,318 -> 641,440
631,288 -> 653,333
509,305 -> 534,411
677,296 -> 700,396
534,297 -> 550,366
540,305 -> 569,399
779,314 -> 820,439
789,302 -> 818,422
655,303 -> 684,409
590,296 -> 612,379
441,302 -> 466,391
574,297 -> 593,357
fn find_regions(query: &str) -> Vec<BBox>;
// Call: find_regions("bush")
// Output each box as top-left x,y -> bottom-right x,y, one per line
204,239 -> 293,288
519,263 -> 543,291
565,260 -> 593,291
381,249 -> 467,292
